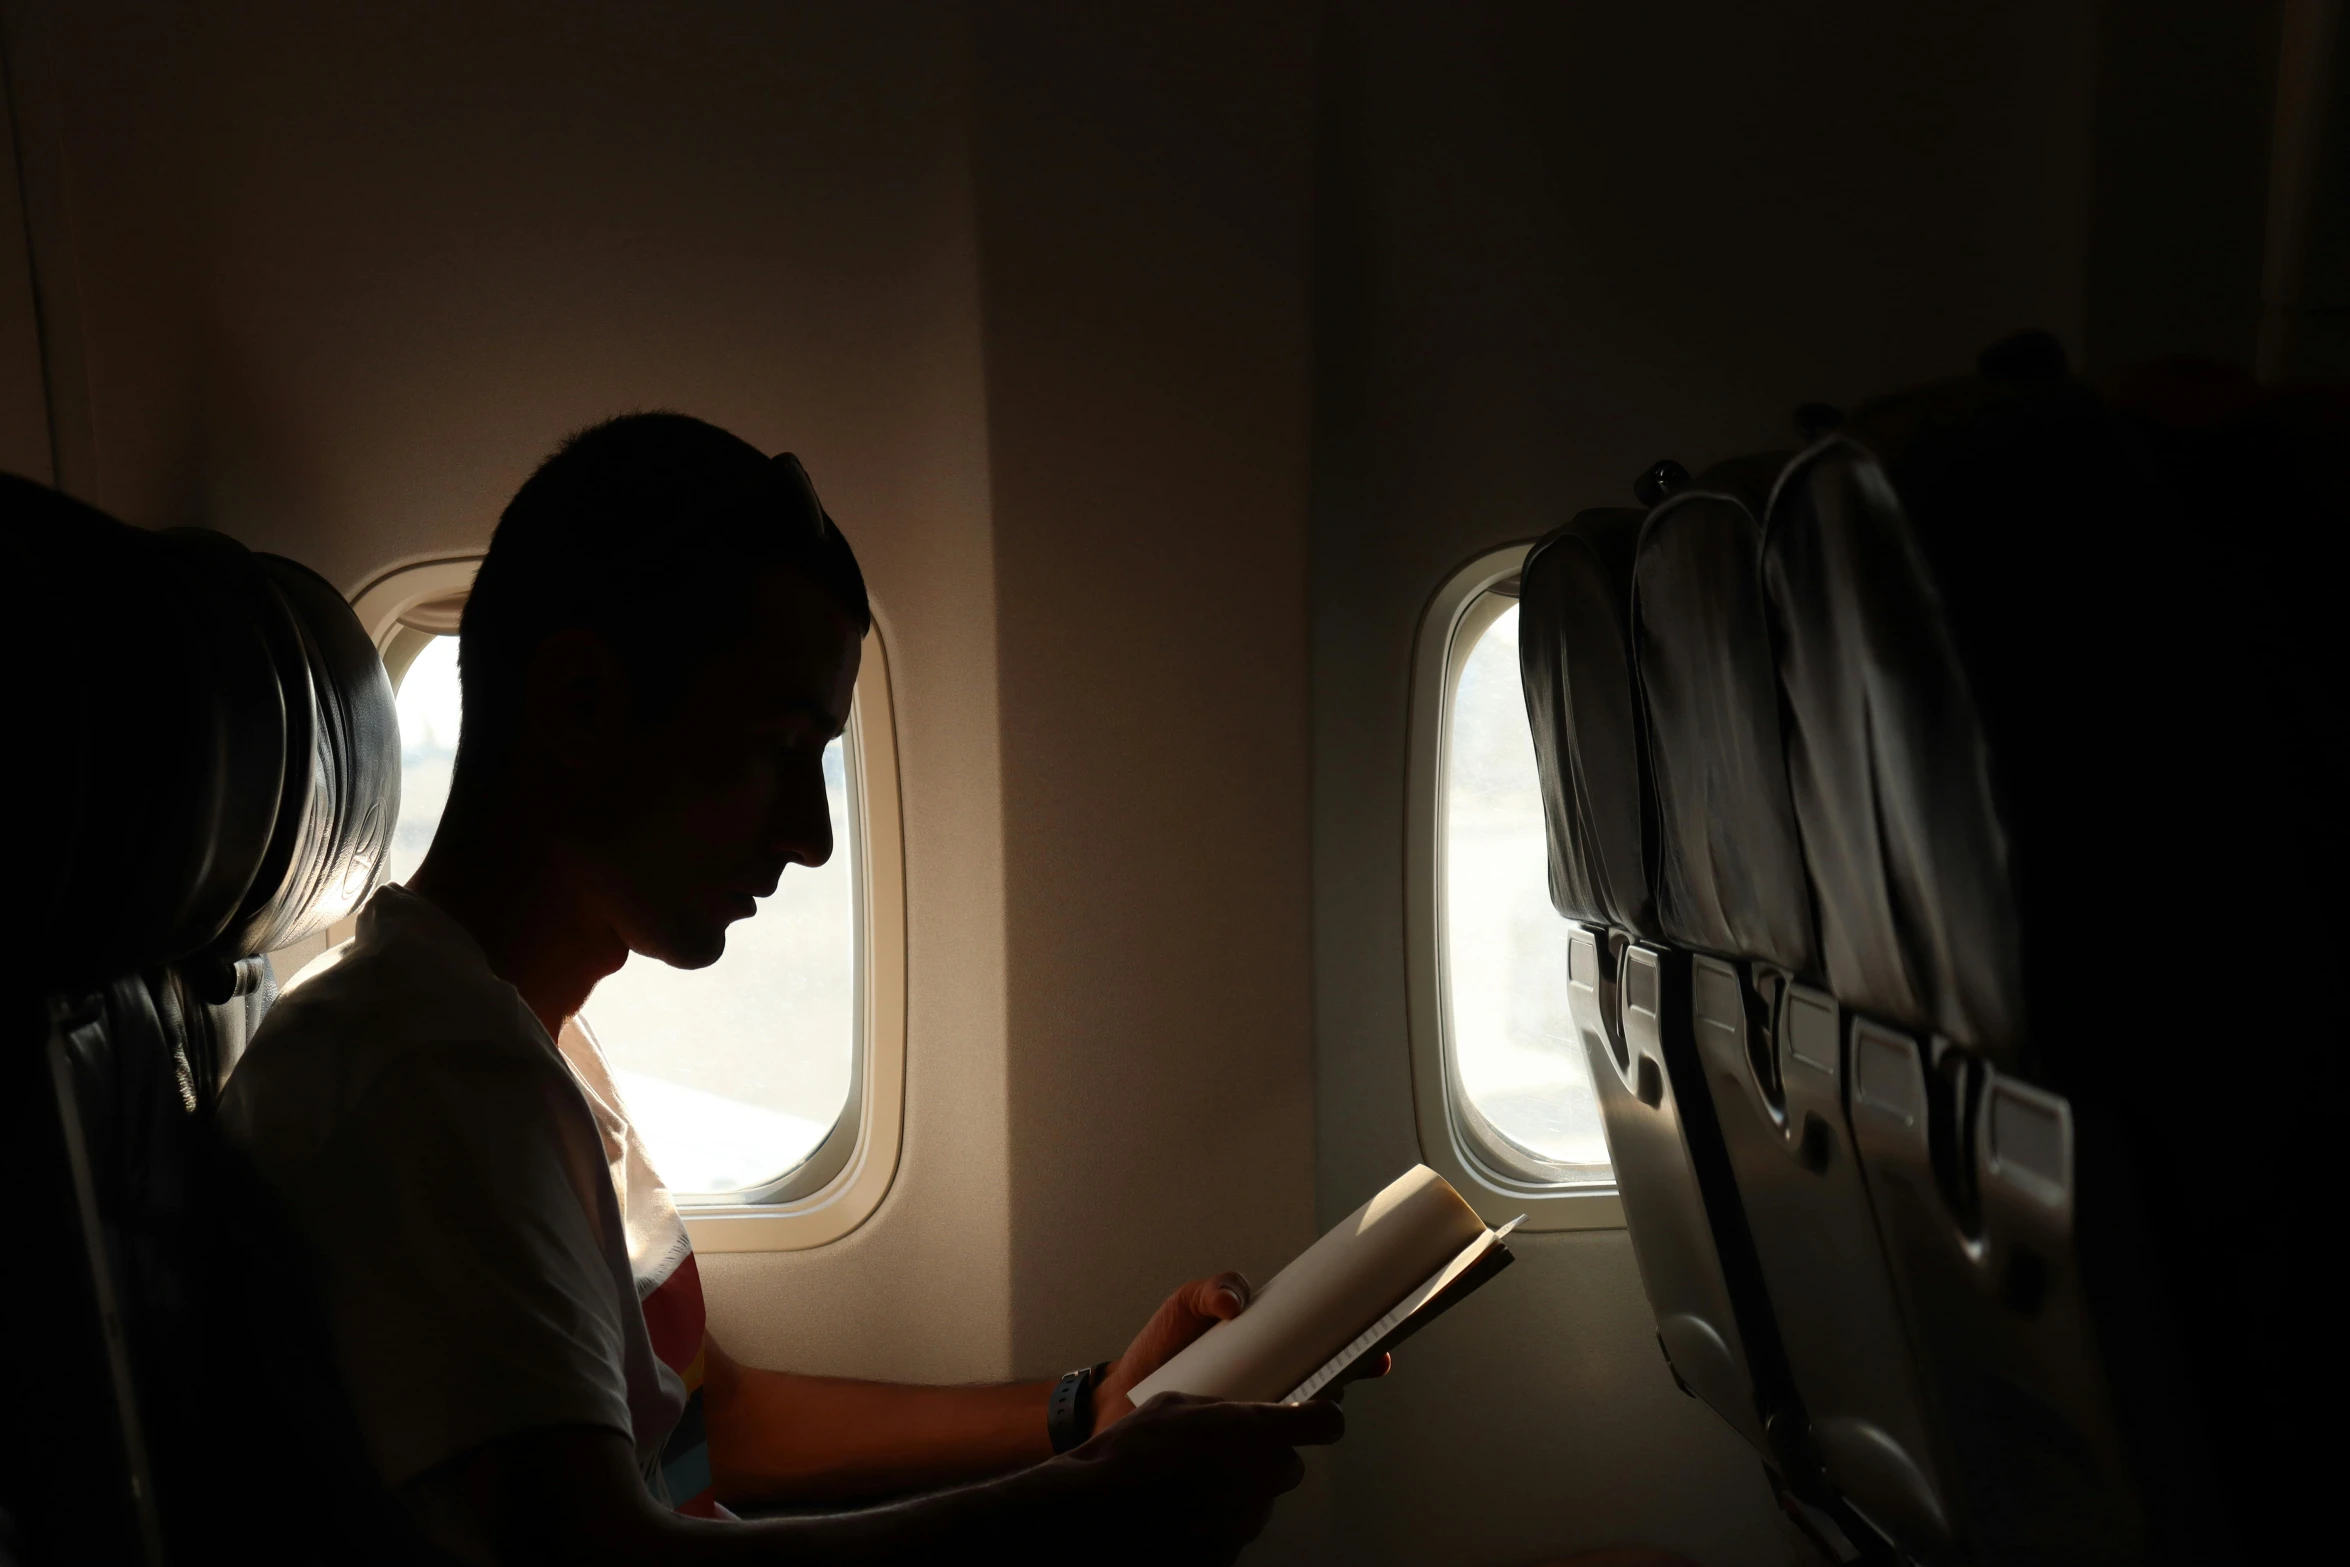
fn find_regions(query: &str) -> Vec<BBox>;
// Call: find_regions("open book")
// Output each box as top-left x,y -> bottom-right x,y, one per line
1129,1166 -> 1521,1407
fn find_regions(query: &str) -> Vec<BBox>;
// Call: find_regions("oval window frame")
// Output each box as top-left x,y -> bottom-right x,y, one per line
1404,544 -> 1623,1232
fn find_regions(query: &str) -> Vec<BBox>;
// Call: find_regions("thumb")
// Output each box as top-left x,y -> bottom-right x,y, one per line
1120,1272 -> 1253,1381
1191,1271 -> 1252,1325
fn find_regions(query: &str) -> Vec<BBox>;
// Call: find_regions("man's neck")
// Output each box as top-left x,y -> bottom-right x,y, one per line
405,786 -> 631,1042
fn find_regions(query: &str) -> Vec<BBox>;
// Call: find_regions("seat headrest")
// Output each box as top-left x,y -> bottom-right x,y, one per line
6,479 -> 286,993
1517,507 -> 1655,936
1632,453 -> 1816,973
7,475 -> 399,997
213,556 -> 399,958
1818,360 -> 2241,1072
1762,431 -> 2023,1055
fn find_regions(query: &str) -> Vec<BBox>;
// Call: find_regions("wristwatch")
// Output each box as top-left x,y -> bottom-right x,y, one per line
1047,1361 -> 1112,1453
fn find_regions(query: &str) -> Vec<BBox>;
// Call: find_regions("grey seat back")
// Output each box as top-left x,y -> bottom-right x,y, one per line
1761,351 -> 2179,1563
1635,454 -> 1814,976
1766,348 -> 2335,1565
1517,507 -> 1768,1457
1634,456 -> 1904,1515
1751,439 -> 1991,1560
1763,442 -> 2022,1056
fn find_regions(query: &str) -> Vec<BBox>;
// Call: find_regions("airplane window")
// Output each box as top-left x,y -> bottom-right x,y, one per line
1441,596 -> 1610,1184
386,634 -> 462,887
387,633 -> 858,1197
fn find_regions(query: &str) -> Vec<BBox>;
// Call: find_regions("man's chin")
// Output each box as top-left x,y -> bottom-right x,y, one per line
623,893 -> 751,970
638,925 -> 729,971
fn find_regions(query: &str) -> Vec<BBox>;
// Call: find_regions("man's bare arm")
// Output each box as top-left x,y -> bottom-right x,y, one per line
703,1342 -> 1054,1507
703,1272 -> 1255,1507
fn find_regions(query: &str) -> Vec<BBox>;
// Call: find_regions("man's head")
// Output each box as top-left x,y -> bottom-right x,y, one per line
452,413 -> 868,969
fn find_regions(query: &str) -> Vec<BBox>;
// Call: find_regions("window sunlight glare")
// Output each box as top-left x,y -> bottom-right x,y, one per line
1443,601 -> 1610,1177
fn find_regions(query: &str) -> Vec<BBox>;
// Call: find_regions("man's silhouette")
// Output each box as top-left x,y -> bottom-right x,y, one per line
222,413 -> 1345,1564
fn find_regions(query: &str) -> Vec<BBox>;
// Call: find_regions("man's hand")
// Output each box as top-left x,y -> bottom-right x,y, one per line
1094,1272 -> 1253,1426
1092,1272 -> 1393,1432
1045,1393 -> 1344,1564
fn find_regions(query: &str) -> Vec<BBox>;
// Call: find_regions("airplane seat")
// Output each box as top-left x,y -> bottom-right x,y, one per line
1638,449 -> 1957,1559
129,548 -> 408,1564
2,473 -> 413,1564
1514,507 -> 1771,1462
1786,347 -> 2346,1565
3,477 -> 288,1563
1758,338 -> 2247,1564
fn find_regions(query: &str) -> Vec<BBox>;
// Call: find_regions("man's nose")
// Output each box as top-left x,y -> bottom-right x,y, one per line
770,782 -> 835,869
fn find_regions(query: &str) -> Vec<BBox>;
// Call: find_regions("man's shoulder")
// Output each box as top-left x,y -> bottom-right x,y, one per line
222,889 -> 563,1164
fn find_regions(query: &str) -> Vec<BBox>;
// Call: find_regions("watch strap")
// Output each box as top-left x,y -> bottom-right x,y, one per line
1047,1365 -> 1096,1454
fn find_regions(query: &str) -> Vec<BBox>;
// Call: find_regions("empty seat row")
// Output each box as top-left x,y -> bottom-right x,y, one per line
1519,340 -> 2341,1565
1,475 -> 406,1564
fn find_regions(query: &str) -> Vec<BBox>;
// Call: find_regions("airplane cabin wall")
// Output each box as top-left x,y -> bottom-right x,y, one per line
2081,0 -> 2286,374
0,50 -> 48,482
0,97 -> 44,479
966,5 -> 1324,1386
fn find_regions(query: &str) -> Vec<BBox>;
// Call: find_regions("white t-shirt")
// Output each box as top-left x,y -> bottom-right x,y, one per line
220,885 -> 719,1511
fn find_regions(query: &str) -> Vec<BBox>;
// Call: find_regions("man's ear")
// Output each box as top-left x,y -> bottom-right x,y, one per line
518,628 -> 635,764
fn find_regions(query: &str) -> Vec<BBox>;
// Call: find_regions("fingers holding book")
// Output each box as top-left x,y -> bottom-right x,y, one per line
1094,1269 -> 1258,1430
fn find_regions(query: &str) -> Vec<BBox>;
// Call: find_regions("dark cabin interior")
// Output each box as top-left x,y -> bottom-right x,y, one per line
4,3 -> 2341,1564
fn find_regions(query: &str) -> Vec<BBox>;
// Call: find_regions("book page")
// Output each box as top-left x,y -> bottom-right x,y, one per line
1128,1165 -> 1490,1406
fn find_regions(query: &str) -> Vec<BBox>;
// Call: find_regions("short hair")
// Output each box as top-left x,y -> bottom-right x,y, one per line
456,412 -> 869,773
